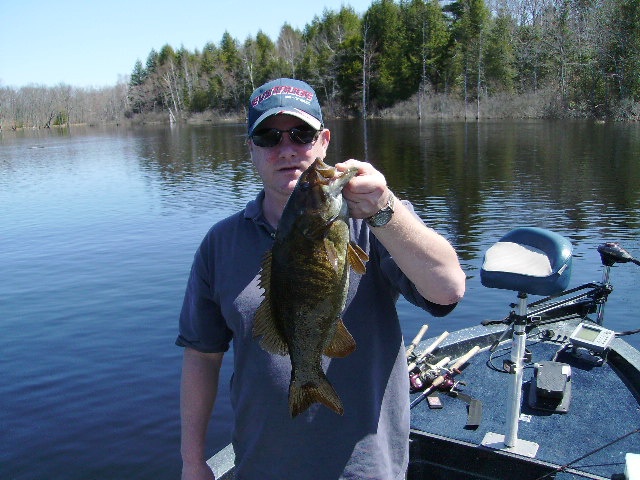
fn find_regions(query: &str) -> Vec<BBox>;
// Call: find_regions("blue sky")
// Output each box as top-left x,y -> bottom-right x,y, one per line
0,0 -> 372,88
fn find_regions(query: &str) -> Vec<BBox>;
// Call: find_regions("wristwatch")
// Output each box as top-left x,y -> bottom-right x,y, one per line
366,192 -> 395,228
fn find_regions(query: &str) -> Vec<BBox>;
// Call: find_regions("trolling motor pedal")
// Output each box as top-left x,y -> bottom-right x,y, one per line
528,361 -> 572,413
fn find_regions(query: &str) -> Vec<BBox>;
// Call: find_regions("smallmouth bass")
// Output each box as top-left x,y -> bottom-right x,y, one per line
253,157 -> 369,417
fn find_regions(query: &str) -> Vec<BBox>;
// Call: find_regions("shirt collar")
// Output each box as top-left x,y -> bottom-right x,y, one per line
245,190 -> 276,236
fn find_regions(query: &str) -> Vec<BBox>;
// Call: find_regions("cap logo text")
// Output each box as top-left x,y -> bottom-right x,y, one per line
252,85 -> 314,107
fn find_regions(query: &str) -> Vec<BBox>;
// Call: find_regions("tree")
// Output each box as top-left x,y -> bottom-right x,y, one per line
400,0 -> 450,115
105,0 -> 639,122
484,8 -> 517,93
146,49 -> 159,75
449,0 -> 491,115
277,24 -> 303,79
363,0 -> 411,108
130,60 -> 147,87
218,32 -> 245,110
300,7 -> 361,114
607,0 -> 640,102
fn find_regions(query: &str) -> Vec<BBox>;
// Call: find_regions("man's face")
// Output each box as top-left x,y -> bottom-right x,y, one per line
249,114 -> 330,200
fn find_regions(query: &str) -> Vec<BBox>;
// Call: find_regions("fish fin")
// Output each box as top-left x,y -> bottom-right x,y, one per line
324,319 -> 356,358
347,242 -> 369,275
289,375 -> 344,417
324,238 -> 340,274
253,251 -> 289,356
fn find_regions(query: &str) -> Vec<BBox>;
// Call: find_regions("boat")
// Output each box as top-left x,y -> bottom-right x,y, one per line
207,227 -> 640,480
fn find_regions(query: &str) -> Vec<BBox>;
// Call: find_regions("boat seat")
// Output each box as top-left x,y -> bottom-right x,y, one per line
480,227 -> 573,296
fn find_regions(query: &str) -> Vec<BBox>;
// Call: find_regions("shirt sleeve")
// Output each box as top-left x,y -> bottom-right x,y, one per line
175,236 -> 233,353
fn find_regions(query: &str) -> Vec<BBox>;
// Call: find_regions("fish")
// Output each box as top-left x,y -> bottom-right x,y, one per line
253,157 -> 369,417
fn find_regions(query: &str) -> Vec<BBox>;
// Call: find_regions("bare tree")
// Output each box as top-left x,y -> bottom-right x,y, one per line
277,24 -> 303,78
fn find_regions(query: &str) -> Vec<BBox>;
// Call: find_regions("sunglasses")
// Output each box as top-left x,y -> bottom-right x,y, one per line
250,126 -> 320,148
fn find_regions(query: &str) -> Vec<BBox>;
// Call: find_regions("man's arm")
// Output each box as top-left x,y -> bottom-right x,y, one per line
337,160 -> 466,306
180,348 -> 224,480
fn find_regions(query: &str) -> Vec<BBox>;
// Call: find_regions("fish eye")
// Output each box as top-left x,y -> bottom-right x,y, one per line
300,181 -> 311,191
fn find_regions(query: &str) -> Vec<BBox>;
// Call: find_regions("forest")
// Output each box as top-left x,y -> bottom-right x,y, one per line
2,0 -> 640,129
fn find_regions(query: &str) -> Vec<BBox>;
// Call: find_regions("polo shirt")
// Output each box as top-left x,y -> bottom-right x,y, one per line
177,191 -> 454,480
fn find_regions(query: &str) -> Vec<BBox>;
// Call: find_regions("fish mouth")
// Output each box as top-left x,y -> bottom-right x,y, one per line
310,158 -> 358,195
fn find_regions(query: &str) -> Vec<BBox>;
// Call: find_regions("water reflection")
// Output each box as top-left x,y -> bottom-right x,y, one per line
326,120 -> 640,264
127,120 -> 640,262
132,124 -> 262,215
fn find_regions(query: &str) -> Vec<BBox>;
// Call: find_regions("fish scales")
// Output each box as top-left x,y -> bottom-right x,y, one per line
253,157 -> 368,417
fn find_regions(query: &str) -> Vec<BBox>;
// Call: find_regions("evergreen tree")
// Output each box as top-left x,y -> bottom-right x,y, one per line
449,0 -> 490,103
609,0 -> 640,102
200,42 -> 218,74
484,9 -> 517,93
158,44 -> 177,66
121,0 -> 640,121
364,0 -> 409,108
218,32 -> 244,109
129,60 -> 146,87
402,0 -> 450,94
254,31 -> 281,86
146,49 -> 159,75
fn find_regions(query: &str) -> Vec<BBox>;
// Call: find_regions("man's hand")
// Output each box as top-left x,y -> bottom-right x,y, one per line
336,159 -> 466,306
335,160 -> 390,219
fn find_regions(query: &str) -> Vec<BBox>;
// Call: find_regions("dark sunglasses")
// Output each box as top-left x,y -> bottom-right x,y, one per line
250,126 -> 320,148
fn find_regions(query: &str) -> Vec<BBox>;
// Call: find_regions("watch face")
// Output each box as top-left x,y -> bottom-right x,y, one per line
368,207 -> 393,227
366,193 -> 395,227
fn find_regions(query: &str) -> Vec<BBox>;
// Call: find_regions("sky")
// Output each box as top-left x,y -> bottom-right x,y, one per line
0,0 -> 373,89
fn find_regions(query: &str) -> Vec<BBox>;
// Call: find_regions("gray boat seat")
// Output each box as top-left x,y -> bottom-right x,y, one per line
480,227 -> 573,296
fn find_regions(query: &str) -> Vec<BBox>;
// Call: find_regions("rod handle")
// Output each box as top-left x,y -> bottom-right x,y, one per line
406,324 -> 429,358
451,345 -> 481,371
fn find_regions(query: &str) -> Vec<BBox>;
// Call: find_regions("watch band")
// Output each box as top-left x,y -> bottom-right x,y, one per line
366,192 -> 395,228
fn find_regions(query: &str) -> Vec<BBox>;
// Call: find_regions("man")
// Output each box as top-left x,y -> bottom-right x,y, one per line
177,78 -> 466,480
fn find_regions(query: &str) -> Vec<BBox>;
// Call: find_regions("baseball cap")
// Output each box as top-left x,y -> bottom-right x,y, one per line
247,78 -> 323,135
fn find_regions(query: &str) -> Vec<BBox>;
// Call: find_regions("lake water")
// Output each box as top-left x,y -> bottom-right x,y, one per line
1,120 -> 639,479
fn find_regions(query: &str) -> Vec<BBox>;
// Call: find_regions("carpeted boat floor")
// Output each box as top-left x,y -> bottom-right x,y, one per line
410,339 -> 640,479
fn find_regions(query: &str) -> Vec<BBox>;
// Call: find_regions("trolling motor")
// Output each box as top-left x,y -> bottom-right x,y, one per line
594,242 -> 640,325
597,242 -> 640,267
561,242 -> 640,364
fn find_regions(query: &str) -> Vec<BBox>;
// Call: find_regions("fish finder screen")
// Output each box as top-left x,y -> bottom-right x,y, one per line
575,325 -> 600,342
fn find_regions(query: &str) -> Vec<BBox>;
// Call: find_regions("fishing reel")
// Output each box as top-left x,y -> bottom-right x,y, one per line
410,358 -> 470,393
406,326 -> 456,393
409,358 -> 451,393
406,325 -> 480,397
410,365 -> 438,392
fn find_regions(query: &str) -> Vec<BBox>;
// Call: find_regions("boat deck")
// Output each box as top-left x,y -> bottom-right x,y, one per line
207,321 -> 640,480
408,322 -> 640,480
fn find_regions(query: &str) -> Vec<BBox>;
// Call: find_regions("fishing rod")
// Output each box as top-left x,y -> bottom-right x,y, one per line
410,345 -> 481,409
531,427 -> 640,480
406,324 -> 429,359
407,330 -> 450,373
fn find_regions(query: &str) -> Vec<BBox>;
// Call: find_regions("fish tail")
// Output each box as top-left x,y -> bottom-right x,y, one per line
289,375 -> 344,417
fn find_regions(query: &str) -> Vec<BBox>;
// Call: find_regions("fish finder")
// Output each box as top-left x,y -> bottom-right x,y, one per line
569,322 -> 615,352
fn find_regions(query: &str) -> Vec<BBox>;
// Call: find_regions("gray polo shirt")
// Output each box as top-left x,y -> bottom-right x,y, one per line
177,191 -> 454,480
